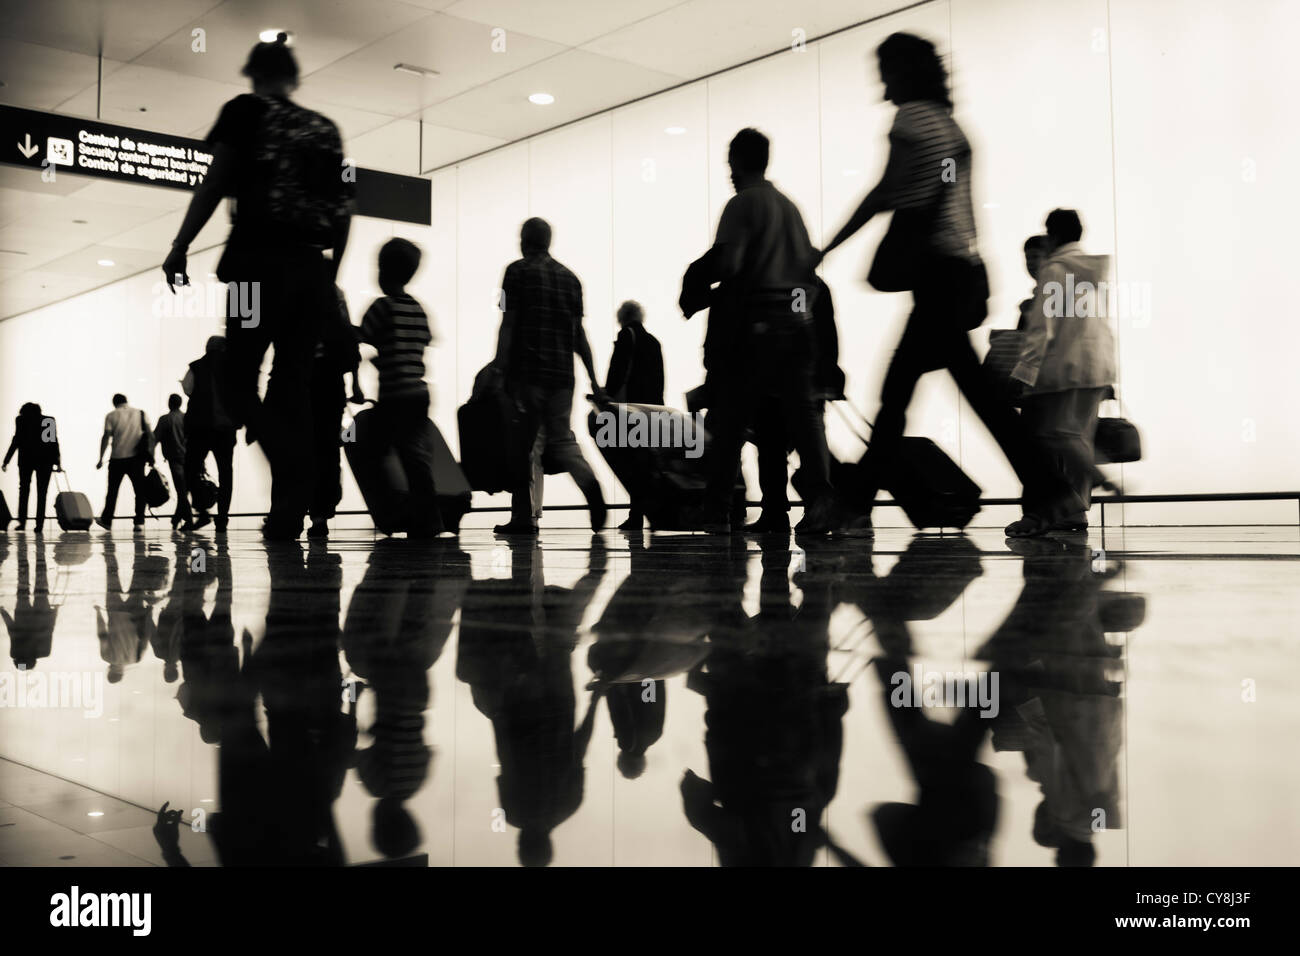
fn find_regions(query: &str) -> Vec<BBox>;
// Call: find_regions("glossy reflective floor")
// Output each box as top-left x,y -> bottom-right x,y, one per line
0,521 -> 1297,866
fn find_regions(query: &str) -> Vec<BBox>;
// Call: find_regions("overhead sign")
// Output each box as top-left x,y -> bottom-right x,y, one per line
0,104 -> 430,225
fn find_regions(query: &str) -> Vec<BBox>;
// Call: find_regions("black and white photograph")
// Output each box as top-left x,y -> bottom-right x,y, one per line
0,0 -> 1293,937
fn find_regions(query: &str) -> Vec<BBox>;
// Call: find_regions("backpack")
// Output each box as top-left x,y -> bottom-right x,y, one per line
254,95 -> 351,244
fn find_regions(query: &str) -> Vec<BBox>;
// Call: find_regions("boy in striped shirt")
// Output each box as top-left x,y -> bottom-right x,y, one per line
359,239 -> 444,536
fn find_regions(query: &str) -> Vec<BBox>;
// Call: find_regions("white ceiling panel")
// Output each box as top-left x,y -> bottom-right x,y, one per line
420,122 -> 507,171
0,0 -> 218,61
54,64 -> 249,134
419,47 -> 685,141
443,0 -> 689,46
301,12 -> 567,118
0,39 -> 125,112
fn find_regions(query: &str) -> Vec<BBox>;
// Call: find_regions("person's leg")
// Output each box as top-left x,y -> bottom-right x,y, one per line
858,318 -> 931,507
1030,387 -> 1104,522
34,465 -> 52,532
102,458 -> 126,525
770,323 -> 834,529
126,457 -> 147,524
506,384 -> 545,530
308,372 -> 345,528
541,387 -> 604,530
17,464 -> 32,528
701,359 -> 754,523
213,430 -> 236,529
387,394 -> 443,536
185,429 -> 212,525
752,395 -> 791,525
168,457 -> 192,525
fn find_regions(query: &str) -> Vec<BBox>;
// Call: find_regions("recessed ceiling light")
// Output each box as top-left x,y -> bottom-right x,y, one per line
394,63 -> 440,78
259,29 -> 290,43
97,259 -> 115,266
528,92 -> 555,105
87,811 -> 104,817
665,126 -> 686,135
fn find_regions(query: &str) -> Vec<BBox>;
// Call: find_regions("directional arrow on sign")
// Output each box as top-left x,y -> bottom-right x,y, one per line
16,133 -> 37,158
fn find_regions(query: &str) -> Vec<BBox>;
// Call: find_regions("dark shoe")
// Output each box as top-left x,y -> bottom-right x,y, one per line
743,512 -> 790,535
836,512 -> 875,538
1049,518 -> 1088,534
261,518 -> 301,541
682,505 -> 731,536
95,517 -> 111,531
14,521 -> 24,531
192,512 -> 212,530
494,521 -> 538,536
1005,514 -> 1053,538
213,516 -> 228,533
794,497 -> 837,536
617,516 -> 642,532
307,519 -> 329,539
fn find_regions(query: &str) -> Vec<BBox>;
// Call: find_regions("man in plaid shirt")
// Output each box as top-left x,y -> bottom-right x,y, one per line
489,218 -> 607,534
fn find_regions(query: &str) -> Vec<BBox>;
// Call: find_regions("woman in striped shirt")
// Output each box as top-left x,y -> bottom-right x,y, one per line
817,32 -> 1085,537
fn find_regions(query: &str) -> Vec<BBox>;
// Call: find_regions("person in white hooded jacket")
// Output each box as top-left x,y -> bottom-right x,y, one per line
1009,209 -> 1117,534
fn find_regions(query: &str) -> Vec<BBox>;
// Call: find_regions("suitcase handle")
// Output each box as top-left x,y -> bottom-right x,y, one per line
829,399 -> 874,448
52,467 -> 73,494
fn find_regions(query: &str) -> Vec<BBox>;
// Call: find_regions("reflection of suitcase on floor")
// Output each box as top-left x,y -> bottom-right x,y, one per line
53,469 -> 94,531
587,402 -> 711,530
826,402 -> 981,531
457,365 -> 528,493
345,407 -> 472,534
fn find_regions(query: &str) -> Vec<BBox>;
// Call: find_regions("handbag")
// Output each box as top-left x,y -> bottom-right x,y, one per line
868,205 -> 936,293
141,462 -> 171,509
137,410 -> 157,462
1095,415 -> 1141,464
192,472 -> 219,512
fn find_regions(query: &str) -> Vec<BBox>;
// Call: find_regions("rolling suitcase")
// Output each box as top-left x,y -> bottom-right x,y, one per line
586,401 -> 712,530
457,364 -> 528,493
826,402 -> 981,531
0,490 -> 11,530
345,406 -> 472,534
52,468 -> 94,531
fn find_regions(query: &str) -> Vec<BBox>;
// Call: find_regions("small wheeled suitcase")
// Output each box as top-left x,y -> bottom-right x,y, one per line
52,468 -> 94,531
345,406 -> 472,534
0,489 -> 11,530
825,402 -> 981,531
140,463 -> 171,510
586,401 -> 713,530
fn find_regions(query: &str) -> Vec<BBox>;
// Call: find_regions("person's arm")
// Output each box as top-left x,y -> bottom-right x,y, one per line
575,324 -> 605,401
161,144 -> 234,292
492,266 -> 520,375
181,368 -> 195,397
97,418 -> 111,469
605,327 -> 633,400
712,197 -> 749,283
2,430 -> 16,469
819,135 -> 917,262
1012,263 -> 1061,388
327,200 -> 353,283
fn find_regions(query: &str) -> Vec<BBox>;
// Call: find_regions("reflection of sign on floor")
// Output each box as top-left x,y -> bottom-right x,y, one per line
46,136 -> 73,166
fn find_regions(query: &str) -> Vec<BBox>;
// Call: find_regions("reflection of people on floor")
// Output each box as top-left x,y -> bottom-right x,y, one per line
343,539 -> 470,860
152,539 -> 193,684
588,535 -> 723,778
681,539 -> 848,865
457,536 -> 606,865
175,538 -> 236,742
96,536 -> 166,683
1,537 -> 57,670
977,538 -> 1133,866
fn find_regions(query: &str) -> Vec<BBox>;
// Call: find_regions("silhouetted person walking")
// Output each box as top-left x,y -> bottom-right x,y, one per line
162,33 -> 354,540
489,218 -> 607,534
182,336 -> 237,532
604,300 -> 664,531
309,286 -> 363,539
96,393 -> 153,530
2,402 -> 60,533
154,394 -> 192,530
688,128 -> 835,536
817,32 -> 1085,538
1010,209 -> 1117,534
358,239 -> 445,538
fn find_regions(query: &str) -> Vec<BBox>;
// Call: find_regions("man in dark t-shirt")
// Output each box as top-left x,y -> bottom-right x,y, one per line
604,300 -> 664,531
489,218 -> 607,534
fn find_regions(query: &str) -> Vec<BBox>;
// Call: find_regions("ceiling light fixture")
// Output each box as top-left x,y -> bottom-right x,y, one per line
529,92 -> 555,105
394,63 -> 440,78
259,29 -> 292,44
97,259 -> 115,266
665,126 -> 686,135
